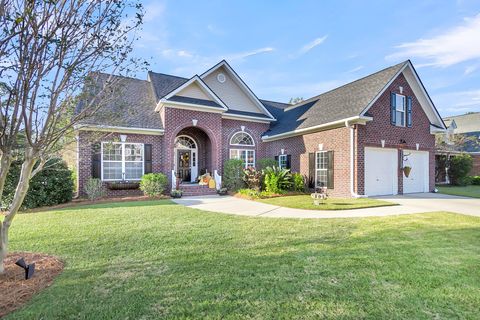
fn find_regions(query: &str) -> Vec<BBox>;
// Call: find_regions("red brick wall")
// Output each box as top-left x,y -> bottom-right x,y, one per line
264,127 -> 351,198
471,154 -> 480,176
356,73 -> 436,194
77,131 -> 163,197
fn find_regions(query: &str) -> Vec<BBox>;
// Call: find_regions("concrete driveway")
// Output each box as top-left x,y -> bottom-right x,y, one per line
172,193 -> 480,219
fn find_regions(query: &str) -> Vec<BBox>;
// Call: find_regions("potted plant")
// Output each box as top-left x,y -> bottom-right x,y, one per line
170,189 -> 183,198
403,166 -> 412,178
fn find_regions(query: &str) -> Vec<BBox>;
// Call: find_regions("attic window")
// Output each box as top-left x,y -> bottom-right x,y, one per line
217,73 -> 226,83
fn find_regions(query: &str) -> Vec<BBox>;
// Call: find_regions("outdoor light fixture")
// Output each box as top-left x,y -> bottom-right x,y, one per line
399,139 -> 407,149
281,148 -> 285,155
416,143 -> 420,150
399,86 -> 404,94
318,143 -> 323,151
381,140 -> 385,148
15,257 -> 35,280
241,125 -> 245,132
192,119 -> 198,126
119,134 -> 127,142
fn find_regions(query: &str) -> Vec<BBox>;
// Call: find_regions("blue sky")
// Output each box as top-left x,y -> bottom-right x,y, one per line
131,0 -> 480,117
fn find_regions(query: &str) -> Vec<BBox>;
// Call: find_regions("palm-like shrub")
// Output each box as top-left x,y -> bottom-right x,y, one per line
292,173 -> 306,192
263,166 -> 292,192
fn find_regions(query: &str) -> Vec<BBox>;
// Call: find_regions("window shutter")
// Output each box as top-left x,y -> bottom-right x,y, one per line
274,155 -> 279,165
327,151 -> 334,189
308,152 -> 315,188
390,92 -> 396,125
406,96 -> 412,127
144,144 -> 152,174
286,155 -> 291,170
91,143 -> 101,179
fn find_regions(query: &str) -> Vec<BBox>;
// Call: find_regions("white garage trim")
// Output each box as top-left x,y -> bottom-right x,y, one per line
364,147 -> 398,197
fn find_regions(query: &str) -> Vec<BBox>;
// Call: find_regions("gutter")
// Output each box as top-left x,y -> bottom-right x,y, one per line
345,120 -> 366,198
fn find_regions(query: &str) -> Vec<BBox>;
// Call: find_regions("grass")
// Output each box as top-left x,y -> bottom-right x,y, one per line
437,185 -> 480,198
4,200 -> 480,319
257,194 -> 396,210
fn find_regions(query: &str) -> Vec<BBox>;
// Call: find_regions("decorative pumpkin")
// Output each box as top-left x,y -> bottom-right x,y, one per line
403,166 -> 412,178
208,179 -> 216,189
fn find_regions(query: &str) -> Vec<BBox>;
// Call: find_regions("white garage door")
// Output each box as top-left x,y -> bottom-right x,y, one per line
364,147 -> 398,196
403,150 -> 429,194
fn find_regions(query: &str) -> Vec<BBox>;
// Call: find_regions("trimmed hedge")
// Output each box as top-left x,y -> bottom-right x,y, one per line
3,159 -> 74,209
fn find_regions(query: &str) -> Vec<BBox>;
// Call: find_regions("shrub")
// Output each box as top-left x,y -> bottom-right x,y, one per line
263,166 -> 292,192
2,159 -> 74,209
237,188 -> 260,199
140,173 -> 168,197
257,158 -> 277,171
223,159 -> 245,191
292,173 -> 306,192
243,167 -> 262,191
84,178 -> 105,201
471,176 -> 480,185
449,154 -> 473,185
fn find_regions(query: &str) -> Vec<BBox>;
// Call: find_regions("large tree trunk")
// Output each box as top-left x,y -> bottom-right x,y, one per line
0,153 -> 12,206
0,156 -> 36,274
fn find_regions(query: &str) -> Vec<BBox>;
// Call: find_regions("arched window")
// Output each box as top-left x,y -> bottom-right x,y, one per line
230,131 -> 254,146
175,136 -> 196,149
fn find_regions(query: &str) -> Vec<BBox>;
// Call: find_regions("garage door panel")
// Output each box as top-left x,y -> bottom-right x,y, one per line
364,148 -> 398,196
403,151 -> 429,194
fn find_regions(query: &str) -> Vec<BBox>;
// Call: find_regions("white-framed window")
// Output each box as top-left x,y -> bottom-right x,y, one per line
102,142 -> 144,181
278,154 -> 287,169
230,131 -> 255,146
395,94 -> 406,127
230,149 -> 255,168
315,151 -> 328,188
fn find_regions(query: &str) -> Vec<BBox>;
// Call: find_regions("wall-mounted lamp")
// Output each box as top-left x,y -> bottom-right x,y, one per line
399,139 -> 407,150
192,119 -> 198,126
120,134 -> 127,142
281,148 -> 285,155
399,86 -> 404,94
416,143 -> 420,151
318,143 -> 323,151
241,125 -> 245,132
381,140 -> 386,148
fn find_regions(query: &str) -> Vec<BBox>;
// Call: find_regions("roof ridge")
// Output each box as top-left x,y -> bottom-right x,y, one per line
93,72 -> 148,83
148,71 -> 189,80
444,111 -> 480,119
259,98 -> 290,105
286,60 -> 408,111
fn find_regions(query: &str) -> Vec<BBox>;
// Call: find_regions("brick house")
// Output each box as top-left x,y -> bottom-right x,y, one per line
75,60 -> 446,197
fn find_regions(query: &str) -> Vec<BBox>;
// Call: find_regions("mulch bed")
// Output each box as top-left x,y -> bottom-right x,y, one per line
0,252 -> 64,318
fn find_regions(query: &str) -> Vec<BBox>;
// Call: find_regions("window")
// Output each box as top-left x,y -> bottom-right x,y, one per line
315,151 -> 328,188
230,149 -> 255,168
278,154 -> 287,169
395,94 -> 406,127
230,132 -> 254,146
102,142 -> 144,181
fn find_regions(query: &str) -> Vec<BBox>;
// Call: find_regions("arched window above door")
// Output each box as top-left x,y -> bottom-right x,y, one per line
175,135 -> 196,149
230,132 -> 254,146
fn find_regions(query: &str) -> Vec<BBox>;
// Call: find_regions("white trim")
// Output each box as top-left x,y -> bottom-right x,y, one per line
101,142 -> 144,181
359,61 -> 445,129
229,148 -> 256,168
229,131 -> 255,147
278,154 -> 287,169
161,75 -> 228,110
430,125 -> 446,134
200,60 -> 276,120
174,135 -> 198,183
222,113 -> 274,123
76,124 -> 164,136
261,116 -> 373,142
159,101 -> 225,113
314,151 -> 329,189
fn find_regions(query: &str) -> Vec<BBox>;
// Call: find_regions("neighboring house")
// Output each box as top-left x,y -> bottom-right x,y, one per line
436,112 -> 480,183
74,60 -> 445,198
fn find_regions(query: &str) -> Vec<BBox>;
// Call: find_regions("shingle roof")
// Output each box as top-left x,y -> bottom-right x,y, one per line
167,95 -> 224,109
224,109 -> 274,119
263,61 -> 407,137
76,73 -> 162,130
443,112 -> 480,134
148,72 -> 188,101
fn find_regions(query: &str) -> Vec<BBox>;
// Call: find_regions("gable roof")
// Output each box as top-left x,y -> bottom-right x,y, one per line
148,72 -> 188,101
201,60 -> 276,120
262,60 -> 446,139
76,73 -> 162,130
443,112 -> 480,134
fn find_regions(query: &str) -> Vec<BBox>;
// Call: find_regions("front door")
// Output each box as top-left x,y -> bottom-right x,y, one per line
177,150 -> 191,182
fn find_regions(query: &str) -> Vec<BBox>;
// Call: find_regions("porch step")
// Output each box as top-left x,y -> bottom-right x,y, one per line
179,184 -> 218,197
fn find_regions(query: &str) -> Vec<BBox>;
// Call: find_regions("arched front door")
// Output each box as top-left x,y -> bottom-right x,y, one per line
174,135 -> 198,182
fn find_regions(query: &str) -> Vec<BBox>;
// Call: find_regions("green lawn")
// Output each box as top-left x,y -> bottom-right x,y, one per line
257,195 -> 396,210
437,185 -> 480,198
4,200 -> 480,319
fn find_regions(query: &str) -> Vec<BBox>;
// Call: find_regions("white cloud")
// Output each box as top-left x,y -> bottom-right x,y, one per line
386,13 -> 480,67
346,66 -> 364,73
298,36 -> 328,55
464,65 -> 478,75
433,89 -> 480,115
207,24 -> 226,36
143,3 -> 166,22
226,47 -> 275,61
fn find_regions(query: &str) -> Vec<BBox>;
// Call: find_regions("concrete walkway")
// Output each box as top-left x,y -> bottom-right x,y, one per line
172,193 -> 480,219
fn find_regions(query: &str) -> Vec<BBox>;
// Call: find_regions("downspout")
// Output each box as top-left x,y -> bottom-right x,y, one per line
345,120 -> 366,198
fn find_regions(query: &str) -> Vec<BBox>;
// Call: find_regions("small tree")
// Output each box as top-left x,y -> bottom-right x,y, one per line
223,159 -> 245,191
448,154 -> 473,185
0,0 -> 145,274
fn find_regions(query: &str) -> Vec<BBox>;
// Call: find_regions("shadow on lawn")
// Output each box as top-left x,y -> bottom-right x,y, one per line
57,199 -> 176,212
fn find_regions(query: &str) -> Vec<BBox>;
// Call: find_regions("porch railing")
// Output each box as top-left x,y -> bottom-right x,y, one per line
214,170 -> 222,190
171,170 -> 176,190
